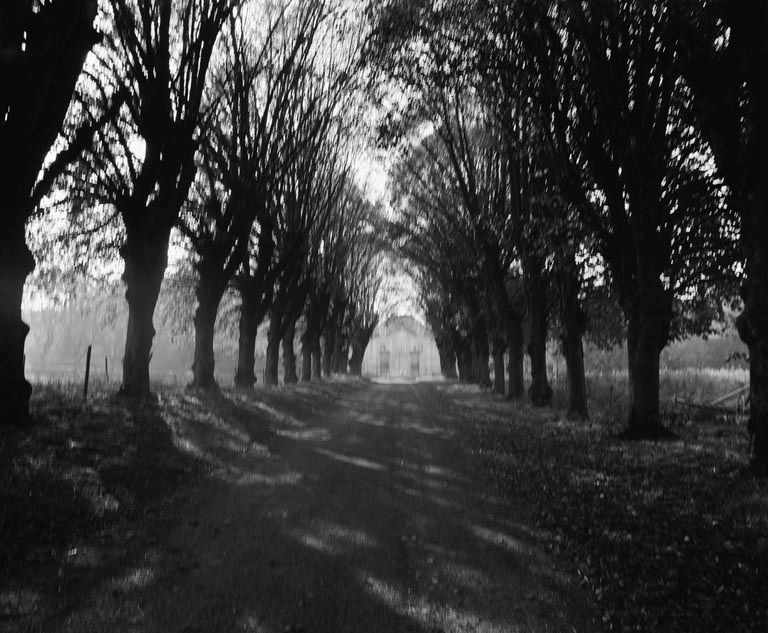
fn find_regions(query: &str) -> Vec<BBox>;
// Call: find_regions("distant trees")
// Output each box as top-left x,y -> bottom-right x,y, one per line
262,59 -> 363,386
301,187 -> 376,381
35,0 -> 385,398
0,0 -> 98,425
371,0 -> 564,408
369,0 -> 742,435
389,127 -> 496,389
340,214 -> 383,376
180,1 -> 325,391
482,0 -> 739,435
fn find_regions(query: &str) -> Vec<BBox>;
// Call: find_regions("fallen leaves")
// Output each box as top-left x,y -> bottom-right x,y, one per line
0,385 -> 205,624
446,385 -> 768,633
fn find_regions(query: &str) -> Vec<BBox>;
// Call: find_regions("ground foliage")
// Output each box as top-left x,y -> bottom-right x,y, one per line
445,383 -> 768,632
0,378 -> 363,629
0,384 -> 205,625
3,378 -> 766,631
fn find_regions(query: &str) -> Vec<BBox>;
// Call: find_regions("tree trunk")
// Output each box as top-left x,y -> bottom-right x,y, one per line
456,337 -> 474,383
425,307 -> 458,379
190,289 -> 221,391
507,317 -> 525,399
348,335 -> 363,376
526,272 -> 553,406
741,322 -> 768,475
438,344 -> 458,379
312,339 -> 323,380
562,324 -> 588,419
349,342 -> 364,376
120,228 -> 170,398
235,293 -> 259,389
322,331 -> 335,376
471,328 -> 491,389
348,324 -> 376,377
301,330 -> 313,382
300,295 -> 320,384
336,344 -> 349,374
677,1 -> 766,471
492,338 -> 506,396
0,4 -> 97,424
265,308 -> 283,387
623,287 -> 670,438
558,259 -> 589,419
332,329 -> 347,374
282,318 -> 298,384
0,221 -> 35,426
736,200 -> 768,474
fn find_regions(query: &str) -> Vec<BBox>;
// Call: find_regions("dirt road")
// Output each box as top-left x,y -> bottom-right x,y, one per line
35,380 -> 600,633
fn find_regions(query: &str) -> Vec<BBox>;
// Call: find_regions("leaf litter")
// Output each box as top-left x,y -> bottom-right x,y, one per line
442,384 -> 768,633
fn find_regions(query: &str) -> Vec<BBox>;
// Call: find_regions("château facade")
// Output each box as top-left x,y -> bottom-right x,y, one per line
362,315 -> 441,379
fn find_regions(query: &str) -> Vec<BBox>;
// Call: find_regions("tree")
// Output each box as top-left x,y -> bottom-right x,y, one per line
65,0 -> 239,397
302,180 -> 372,380
678,0 -> 768,473
490,0 -> 739,435
229,0 -> 366,388
346,234 -> 383,375
370,1 -> 561,401
301,207 -> 347,381
180,1 -> 324,390
264,120 -> 343,387
389,135 -> 495,389
0,0 -> 97,425
233,214 -> 277,388
423,294 -> 458,379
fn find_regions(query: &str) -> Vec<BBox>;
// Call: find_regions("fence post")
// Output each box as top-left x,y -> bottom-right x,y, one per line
84,345 -> 92,401
105,356 -> 109,383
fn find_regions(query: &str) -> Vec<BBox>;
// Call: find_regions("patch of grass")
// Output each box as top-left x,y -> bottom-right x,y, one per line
447,378 -> 767,632
550,368 -> 750,434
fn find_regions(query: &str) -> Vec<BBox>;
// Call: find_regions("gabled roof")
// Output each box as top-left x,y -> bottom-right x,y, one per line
374,315 -> 432,338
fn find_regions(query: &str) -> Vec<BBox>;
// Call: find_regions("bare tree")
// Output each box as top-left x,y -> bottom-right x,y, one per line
347,242 -> 383,376
300,189 -> 362,381
64,0 -> 239,397
230,0 -> 368,388
264,112 -> 345,386
180,1 -> 324,390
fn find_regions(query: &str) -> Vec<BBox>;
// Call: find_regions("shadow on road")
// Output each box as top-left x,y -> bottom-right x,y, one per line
7,379 -> 599,633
